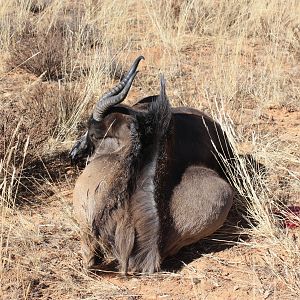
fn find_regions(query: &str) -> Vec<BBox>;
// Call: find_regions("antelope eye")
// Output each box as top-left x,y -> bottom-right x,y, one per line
90,131 -> 109,142
90,133 -> 100,141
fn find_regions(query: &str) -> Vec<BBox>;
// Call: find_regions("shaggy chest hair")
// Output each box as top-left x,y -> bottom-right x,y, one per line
91,94 -> 171,273
90,134 -> 163,273
127,137 -> 161,272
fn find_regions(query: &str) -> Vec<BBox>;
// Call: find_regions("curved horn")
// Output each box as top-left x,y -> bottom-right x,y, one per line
93,71 -> 138,121
92,56 -> 144,121
102,56 -> 144,99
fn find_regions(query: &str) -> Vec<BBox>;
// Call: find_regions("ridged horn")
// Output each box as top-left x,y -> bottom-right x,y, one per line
92,56 -> 144,121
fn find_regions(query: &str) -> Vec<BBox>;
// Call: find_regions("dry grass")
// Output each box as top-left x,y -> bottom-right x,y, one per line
0,0 -> 299,299
9,24 -> 73,81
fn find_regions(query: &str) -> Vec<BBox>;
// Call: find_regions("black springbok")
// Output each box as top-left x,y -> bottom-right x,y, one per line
72,56 -> 234,274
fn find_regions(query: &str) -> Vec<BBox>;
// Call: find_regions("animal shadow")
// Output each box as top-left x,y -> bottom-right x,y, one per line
161,208 -> 248,273
15,150 -> 77,206
162,153 -> 266,273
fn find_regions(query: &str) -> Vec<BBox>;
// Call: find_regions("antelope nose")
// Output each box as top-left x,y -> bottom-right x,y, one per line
69,131 -> 89,163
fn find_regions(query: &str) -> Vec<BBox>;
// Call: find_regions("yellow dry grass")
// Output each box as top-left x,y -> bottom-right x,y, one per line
0,0 -> 300,299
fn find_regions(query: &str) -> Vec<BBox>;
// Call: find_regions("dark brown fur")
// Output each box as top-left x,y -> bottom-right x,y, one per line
73,89 -> 234,274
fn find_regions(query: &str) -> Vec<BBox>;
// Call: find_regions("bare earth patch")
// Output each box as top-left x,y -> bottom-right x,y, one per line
2,182 -> 299,299
1,1 -> 300,299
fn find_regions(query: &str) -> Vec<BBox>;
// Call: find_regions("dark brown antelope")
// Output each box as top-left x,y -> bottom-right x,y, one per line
71,56 -> 234,274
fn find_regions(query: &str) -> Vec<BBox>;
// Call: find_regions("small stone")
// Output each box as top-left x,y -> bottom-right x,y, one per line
192,277 -> 201,285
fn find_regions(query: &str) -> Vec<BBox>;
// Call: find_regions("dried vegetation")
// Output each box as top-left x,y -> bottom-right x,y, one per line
0,0 -> 299,299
